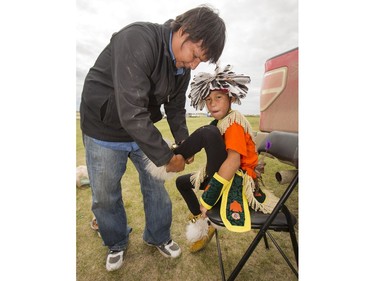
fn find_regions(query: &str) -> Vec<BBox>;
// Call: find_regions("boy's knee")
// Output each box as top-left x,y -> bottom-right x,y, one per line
176,175 -> 191,191
205,124 -> 221,134
200,125 -> 221,142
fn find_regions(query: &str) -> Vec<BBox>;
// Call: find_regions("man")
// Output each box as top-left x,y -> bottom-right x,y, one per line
79,5 -> 226,271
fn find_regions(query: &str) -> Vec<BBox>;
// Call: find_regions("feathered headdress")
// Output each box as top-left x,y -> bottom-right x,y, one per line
189,65 -> 251,111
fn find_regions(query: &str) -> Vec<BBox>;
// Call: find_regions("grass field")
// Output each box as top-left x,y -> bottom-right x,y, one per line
76,116 -> 298,281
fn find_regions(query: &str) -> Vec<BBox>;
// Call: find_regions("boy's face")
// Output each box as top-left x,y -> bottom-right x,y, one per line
205,90 -> 232,120
172,28 -> 208,70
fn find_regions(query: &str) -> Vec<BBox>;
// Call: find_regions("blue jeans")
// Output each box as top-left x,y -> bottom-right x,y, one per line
83,135 -> 172,251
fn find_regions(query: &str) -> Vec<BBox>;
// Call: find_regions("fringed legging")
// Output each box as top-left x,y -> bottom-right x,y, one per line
174,125 -> 227,216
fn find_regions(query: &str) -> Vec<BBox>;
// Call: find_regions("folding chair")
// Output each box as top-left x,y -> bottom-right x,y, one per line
206,130 -> 298,280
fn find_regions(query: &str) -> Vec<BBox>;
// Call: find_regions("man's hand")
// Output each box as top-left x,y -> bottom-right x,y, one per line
165,154 -> 185,172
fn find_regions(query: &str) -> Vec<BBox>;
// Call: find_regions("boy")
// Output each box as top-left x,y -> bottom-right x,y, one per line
173,65 -> 275,252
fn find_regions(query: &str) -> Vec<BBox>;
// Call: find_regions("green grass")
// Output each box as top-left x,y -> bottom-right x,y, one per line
76,116 -> 298,281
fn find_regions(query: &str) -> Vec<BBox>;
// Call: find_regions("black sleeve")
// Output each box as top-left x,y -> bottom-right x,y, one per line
111,26 -> 173,166
164,73 -> 190,143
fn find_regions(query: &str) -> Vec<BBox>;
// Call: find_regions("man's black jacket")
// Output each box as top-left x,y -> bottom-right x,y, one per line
80,20 -> 190,166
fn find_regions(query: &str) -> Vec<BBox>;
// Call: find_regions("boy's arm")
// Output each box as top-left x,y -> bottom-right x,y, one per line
217,149 -> 241,180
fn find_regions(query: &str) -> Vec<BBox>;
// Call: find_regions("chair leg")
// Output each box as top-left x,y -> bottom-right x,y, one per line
288,225 -> 299,266
282,205 -> 299,266
214,229 -> 226,281
263,232 -> 270,249
227,174 -> 299,281
266,232 -> 298,277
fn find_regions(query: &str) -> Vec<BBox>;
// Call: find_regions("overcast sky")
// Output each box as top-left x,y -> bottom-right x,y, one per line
76,0 -> 298,114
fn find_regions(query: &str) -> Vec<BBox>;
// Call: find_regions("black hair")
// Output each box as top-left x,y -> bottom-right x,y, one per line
171,5 -> 226,64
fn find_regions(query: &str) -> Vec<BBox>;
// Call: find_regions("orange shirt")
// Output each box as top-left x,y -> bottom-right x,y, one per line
223,122 -> 258,178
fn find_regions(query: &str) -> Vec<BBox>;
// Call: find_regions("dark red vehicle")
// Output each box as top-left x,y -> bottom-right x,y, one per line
256,47 -> 298,144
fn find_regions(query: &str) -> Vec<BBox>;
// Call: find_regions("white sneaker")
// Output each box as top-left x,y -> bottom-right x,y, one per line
146,239 -> 182,258
106,250 -> 125,271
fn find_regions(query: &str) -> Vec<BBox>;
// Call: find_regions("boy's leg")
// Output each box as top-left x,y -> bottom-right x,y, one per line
174,126 -> 226,252
174,125 -> 227,178
176,174 -> 216,253
176,174 -> 203,216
